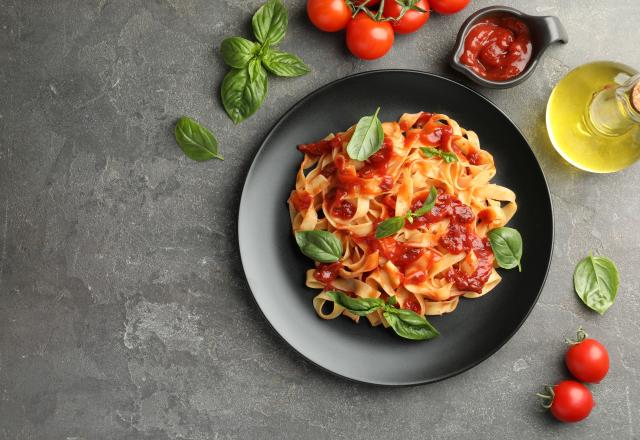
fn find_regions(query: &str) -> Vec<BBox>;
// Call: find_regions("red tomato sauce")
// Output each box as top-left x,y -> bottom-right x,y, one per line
439,223 -> 494,293
314,262 -> 342,285
404,295 -> 421,313
460,15 -> 532,81
446,244 -> 494,293
405,192 -> 474,230
327,188 -> 356,220
297,134 -> 343,156
290,190 -> 313,211
358,137 -> 395,178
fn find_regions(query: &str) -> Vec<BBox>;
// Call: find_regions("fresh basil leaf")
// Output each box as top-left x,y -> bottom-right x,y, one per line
375,216 -> 405,239
346,107 -> 384,161
220,37 -> 258,69
573,254 -> 619,315
221,66 -> 268,124
325,291 -> 385,316
488,227 -> 523,271
387,295 -> 398,306
295,230 -> 343,263
420,147 -> 458,163
411,186 -> 438,217
174,117 -> 223,161
252,0 -> 288,46
247,57 -> 266,83
261,49 -> 310,77
383,307 -> 440,341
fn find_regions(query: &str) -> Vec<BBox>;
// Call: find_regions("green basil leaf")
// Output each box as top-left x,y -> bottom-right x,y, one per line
383,307 -> 440,341
252,0 -> 288,46
346,107 -> 384,161
174,117 -> 223,161
325,291 -> 385,316
247,57 -> 266,83
420,147 -> 458,163
488,227 -> 523,271
221,66 -> 268,124
411,186 -> 438,217
387,295 -> 398,306
220,37 -> 258,69
375,216 -> 405,239
573,254 -> 619,315
261,49 -> 310,77
295,230 -> 343,263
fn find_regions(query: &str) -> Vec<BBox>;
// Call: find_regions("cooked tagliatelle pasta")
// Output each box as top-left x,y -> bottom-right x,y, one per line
288,111 -> 518,335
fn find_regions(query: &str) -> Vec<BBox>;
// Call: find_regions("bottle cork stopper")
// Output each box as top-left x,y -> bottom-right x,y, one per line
632,81 -> 640,113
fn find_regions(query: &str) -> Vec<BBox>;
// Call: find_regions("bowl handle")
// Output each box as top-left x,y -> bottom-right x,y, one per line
535,16 -> 569,47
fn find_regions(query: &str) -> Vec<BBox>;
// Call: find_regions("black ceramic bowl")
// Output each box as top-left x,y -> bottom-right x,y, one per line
451,6 -> 568,88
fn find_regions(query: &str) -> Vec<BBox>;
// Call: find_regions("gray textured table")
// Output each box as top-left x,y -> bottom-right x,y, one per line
1,0 -> 639,439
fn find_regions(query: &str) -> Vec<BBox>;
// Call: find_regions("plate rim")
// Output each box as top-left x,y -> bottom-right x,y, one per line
238,69 -> 555,386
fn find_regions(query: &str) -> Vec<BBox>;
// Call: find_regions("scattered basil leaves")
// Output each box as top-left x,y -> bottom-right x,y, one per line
374,186 -> 438,238
295,230 -> 343,263
220,37 -> 258,69
174,117 -> 223,161
325,291 -> 385,316
411,186 -> 438,217
488,227 -> 523,271
219,0 -> 309,123
375,216 -> 405,239
383,307 -> 440,341
252,0 -> 288,46
573,254 -> 619,315
262,50 -> 310,77
346,107 -> 384,161
420,146 -> 458,163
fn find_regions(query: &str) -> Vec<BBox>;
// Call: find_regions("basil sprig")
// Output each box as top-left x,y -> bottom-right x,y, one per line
487,227 -> 523,271
220,0 -> 310,124
295,230 -> 343,263
346,107 -> 384,161
325,292 -> 439,341
573,254 -> 619,315
375,186 -> 437,239
420,147 -> 458,163
174,117 -> 223,161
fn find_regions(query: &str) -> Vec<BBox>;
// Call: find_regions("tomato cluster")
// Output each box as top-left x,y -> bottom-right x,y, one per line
538,328 -> 610,423
307,0 -> 470,60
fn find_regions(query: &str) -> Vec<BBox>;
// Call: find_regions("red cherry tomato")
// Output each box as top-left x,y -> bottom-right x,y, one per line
430,0 -> 470,14
383,0 -> 430,34
307,0 -> 352,32
346,13 -> 395,60
566,338 -> 610,383
541,381 -> 594,423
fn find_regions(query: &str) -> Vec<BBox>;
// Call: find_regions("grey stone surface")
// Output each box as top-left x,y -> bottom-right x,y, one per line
0,0 -> 638,438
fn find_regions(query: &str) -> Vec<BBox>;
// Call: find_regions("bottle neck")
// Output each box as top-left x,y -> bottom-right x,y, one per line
587,73 -> 640,137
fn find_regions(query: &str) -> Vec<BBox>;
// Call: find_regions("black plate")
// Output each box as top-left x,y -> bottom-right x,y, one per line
238,70 -> 553,386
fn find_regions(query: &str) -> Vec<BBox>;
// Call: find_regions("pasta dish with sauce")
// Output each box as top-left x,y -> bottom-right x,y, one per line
288,111 -> 519,340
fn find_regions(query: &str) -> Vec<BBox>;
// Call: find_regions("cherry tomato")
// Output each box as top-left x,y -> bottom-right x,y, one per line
566,338 -> 610,383
541,381 -> 594,423
383,0 -> 430,34
307,0 -> 352,32
429,0 -> 470,14
346,13 -> 395,60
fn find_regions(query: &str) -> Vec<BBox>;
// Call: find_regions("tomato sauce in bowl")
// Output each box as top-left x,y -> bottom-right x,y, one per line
460,15 -> 532,82
450,6 -> 568,88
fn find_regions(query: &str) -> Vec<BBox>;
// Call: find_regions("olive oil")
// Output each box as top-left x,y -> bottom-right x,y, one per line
546,61 -> 640,173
